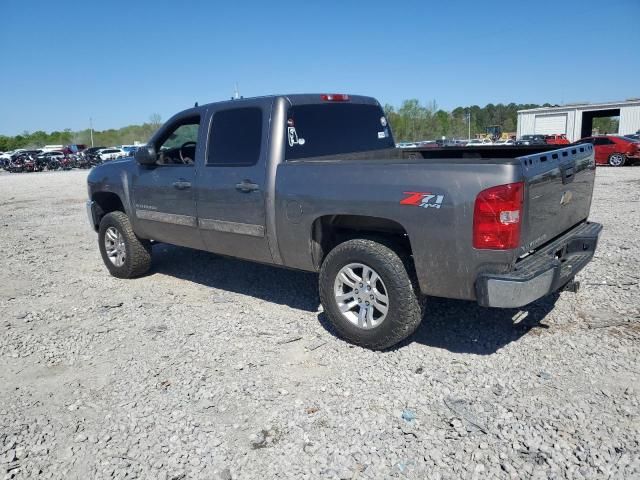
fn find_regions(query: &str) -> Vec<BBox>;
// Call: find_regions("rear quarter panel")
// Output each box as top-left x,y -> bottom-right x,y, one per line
274,159 -> 522,300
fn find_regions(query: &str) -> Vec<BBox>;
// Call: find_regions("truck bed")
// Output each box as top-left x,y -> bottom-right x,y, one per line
276,143 -> 596,300
287,145 -> 565,165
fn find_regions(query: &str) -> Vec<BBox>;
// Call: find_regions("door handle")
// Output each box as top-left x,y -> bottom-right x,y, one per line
173,179 -> 191,190
235,180 -> 259,193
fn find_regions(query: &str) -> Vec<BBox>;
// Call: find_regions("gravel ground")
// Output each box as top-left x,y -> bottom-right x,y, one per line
0,167 -> 639,480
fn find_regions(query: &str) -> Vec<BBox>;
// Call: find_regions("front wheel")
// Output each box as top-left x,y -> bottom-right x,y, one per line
98,211 -> 152,278
319,239 -> 424,350
608,153 -> 626,167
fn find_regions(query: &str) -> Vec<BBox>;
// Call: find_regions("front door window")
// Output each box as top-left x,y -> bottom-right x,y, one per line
156,119 -> 200,165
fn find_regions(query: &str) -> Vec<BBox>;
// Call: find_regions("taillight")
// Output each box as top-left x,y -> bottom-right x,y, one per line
473,182 -> 524,250
321,93 -> 350,102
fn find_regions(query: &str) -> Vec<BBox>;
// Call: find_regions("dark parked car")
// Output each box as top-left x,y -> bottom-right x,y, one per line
83,147 -> 106,160
516,134 -> 547,146
36,150 -> 65,161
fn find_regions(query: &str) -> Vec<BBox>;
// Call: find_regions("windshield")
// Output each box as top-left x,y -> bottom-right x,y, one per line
285,103 -> 394,160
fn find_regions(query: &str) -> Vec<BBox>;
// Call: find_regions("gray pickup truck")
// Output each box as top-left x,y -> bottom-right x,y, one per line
86,93 -> 602,349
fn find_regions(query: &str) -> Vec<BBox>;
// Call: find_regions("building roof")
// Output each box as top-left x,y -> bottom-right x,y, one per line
518,98 -> 640,114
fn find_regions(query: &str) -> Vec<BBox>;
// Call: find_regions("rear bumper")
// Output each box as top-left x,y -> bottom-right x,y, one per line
475,222 -> 603,308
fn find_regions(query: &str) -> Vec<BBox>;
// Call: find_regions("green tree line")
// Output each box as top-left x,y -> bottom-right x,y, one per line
0,114 -> 163,151
7,101 -> 607,151
383,100 -> 555,142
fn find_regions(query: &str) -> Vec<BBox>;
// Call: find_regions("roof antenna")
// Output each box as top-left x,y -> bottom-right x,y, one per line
194,101 -> 198,107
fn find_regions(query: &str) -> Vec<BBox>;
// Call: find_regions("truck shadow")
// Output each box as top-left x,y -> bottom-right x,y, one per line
152,244 -> 558,355
150,244 -> 320,312
391,294 -> 559,355
317,294 -> 558,355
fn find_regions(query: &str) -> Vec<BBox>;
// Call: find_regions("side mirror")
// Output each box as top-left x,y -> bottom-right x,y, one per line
135,145 -> 157,165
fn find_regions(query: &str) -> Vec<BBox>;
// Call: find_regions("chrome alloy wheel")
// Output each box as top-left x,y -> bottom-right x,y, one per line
609,153 -> 625,166
104,226 -> 126,267
333,263 -> 389,329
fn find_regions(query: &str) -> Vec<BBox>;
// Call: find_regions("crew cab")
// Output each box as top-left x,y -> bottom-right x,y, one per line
575,135 -> 640,166
86,94 -> 602,349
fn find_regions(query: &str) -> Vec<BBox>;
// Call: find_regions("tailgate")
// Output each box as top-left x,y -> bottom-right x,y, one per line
518,144 -> 596,252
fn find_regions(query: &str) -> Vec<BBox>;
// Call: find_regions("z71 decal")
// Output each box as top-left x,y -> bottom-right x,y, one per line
400,192 -> 445,209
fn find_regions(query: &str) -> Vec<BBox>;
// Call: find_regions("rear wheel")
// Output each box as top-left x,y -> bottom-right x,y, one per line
608,153 -> 625,167
319,239 -> 424,350
98,211 -> 152,278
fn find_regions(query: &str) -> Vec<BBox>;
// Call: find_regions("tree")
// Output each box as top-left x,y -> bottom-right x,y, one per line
149,113 -> 162,129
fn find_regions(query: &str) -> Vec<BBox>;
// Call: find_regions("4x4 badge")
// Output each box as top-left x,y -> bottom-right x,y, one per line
400,192 -> 445,209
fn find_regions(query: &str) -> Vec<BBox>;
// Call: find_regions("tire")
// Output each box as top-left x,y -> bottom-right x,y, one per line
98,211 -> 152,278
319,239 -> 424,350
608,153 -> 626,167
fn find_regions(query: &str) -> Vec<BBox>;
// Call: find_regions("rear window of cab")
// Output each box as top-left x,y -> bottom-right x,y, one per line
285,103 -> 394,160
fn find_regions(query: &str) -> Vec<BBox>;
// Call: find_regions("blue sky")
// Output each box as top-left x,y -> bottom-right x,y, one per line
1,0 -> 638,135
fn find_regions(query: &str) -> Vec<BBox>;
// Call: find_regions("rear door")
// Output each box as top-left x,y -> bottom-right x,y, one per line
194,99 -> 273,263
131,112 -> 205,250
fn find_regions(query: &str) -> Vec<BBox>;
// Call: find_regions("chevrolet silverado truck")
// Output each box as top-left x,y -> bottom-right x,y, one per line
86,93 -> 602,349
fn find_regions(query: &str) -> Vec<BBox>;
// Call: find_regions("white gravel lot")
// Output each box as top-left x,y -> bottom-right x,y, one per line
0,167 -> 639,480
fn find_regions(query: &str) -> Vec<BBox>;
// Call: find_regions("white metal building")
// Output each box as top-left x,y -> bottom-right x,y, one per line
517,99 -> 640,142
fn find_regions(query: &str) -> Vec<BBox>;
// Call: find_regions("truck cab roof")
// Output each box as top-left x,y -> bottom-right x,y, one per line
181,93 -> 381,117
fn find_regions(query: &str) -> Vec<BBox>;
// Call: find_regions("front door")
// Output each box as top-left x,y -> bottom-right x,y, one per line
131,114 -> 205,250
195,101 -> 273,263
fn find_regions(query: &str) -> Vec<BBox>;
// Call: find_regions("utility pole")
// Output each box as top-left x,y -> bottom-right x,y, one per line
465,112 -> 471,141
89,117 -> 94,147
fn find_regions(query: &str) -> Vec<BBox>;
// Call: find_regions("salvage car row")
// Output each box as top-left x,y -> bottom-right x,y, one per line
0,146 -> 135,173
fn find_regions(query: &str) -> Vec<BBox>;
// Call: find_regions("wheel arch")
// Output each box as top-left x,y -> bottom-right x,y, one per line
91,191 -> 126,228
310,214 -> 414,270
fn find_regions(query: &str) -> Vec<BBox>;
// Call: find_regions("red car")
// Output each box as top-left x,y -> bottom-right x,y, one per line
576,135 -> 640,166
545,134 -> 570,145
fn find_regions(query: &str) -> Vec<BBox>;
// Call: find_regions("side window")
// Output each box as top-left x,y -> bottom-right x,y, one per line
207,107 -> 262,166
285,103 -> 394,160
592,137 -> 612,146
156,117 -> 200,166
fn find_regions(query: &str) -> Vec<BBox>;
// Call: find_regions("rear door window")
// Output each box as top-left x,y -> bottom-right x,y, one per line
285,103 -> 394,160
207,107 -> 262,166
